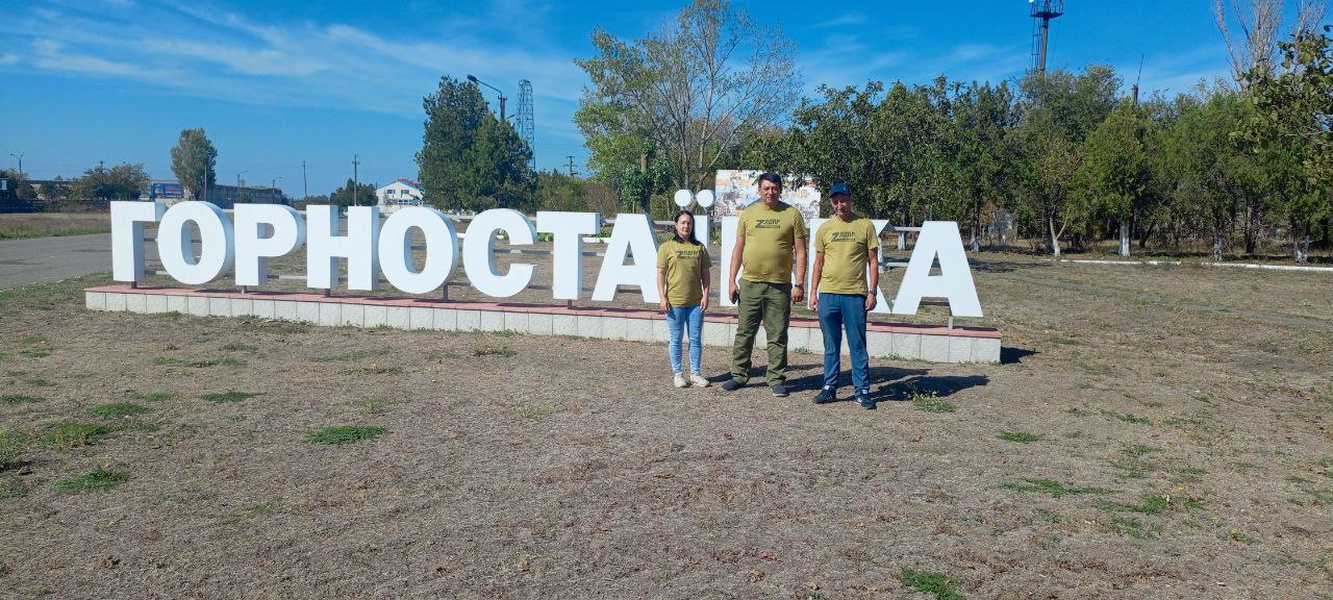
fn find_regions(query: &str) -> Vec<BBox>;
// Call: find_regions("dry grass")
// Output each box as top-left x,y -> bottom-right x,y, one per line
1,255 -> 1332,598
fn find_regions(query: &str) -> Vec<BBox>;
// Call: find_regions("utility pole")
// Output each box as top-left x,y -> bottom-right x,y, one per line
352,155 -> 360,206
302,160 -> 308,200
9,153 -> 21,176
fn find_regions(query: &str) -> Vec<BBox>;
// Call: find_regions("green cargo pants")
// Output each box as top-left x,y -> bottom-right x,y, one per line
730,278 -> 792,386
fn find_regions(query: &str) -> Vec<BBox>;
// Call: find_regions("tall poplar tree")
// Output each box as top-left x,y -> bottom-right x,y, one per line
170,128 -> 217,202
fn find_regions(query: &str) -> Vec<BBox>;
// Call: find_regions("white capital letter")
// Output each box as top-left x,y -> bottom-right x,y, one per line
892,221 -> 982,317
379,207 -> 458,294
463,209 -> 537,298
537,211 -> 599,300
158,201 -> 234,285
234,204 -> 306,287
307,206 -> 381,291
592,213 -> 659,302
111,201 -> 165,283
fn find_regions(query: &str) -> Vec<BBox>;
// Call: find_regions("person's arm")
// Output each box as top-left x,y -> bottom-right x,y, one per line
865,246 -> 879,311
728,236 -> 745,303
656,267 -> 669,312
792,235 -> 808,304
700,266 -> 711,313
808,251 -> 823,311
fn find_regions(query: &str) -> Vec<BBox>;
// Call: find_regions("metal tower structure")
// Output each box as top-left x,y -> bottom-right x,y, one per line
516,80 -> 536,172
1030,0 -> 1064,73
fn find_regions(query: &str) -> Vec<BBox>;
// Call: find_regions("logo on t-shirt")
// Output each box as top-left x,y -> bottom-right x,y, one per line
831,231 -> 856,242
755,218 -> 780,229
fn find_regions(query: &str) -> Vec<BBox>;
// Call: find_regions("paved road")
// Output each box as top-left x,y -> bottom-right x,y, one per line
0,233 -> 157,290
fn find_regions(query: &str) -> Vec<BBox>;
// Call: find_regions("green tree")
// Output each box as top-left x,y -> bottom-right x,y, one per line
170,128 -> 217,202
71,163 -> 149,201
948,81 -> 1018,249
1241,26 -> 1333,261
329,179 -> 376,208
1013,66 -> 1120,255
536,171 -> 588,212
574,0 -> 800,195
417,75 -> 536,212
1072,100 -> 1150,255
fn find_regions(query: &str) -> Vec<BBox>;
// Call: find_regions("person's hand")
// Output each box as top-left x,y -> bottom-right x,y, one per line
807,294 -> 818,311
659,299 -> 669,312
792,286 -> 805,304
864,294 -> 877,311
700,297 -> 709,313
728,282 -> 739,304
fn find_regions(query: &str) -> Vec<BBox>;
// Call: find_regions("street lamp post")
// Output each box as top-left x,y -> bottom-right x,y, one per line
271,176 -> 283,204
466,74 -> 508,121
9,153 -> 22,176
237,170 -> 248,203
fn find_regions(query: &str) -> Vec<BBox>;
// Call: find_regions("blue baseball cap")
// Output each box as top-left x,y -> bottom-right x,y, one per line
830,182 -> 851,196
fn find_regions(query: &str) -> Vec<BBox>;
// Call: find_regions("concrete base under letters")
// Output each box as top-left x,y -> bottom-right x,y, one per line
84,285 -> 1001,364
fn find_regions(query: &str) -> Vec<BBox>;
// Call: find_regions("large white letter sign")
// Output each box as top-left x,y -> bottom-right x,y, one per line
307,206 -> 381,291
892,221 -> 983,317
718,215 -> 741,307
110,201 -> 165,283
158,201 -> 235,286
463,208 -> 537,298
378,207 -> 458,294
537,211 -> 599,300
592,213 -> 659,302
234,204 -> 306,287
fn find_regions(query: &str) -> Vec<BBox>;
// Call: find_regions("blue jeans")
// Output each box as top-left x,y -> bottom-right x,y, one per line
667,304 -> 705,374
817,293 -> 870,393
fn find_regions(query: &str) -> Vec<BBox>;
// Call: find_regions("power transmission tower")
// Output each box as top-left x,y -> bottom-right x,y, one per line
517,80 -> 535,172
566,156 -> 579,177
1030,0 -> 1064,73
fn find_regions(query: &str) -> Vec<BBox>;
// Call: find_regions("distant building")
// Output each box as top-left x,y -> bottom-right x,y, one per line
376,179 -> 424,213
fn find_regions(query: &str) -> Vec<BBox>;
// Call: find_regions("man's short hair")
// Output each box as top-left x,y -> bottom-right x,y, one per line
756,172 -> 783,192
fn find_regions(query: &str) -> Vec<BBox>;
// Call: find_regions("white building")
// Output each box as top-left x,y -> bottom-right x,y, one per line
376,179 -> 424,212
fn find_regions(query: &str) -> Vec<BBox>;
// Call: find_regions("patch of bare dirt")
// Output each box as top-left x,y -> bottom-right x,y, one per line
1,255 -> 1332,599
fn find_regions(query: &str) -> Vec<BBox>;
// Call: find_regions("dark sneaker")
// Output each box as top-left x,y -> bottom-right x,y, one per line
721,378 -> 744,392
770,383 -> 789,397
812,387 -> 837,404
856,393 -> 876,410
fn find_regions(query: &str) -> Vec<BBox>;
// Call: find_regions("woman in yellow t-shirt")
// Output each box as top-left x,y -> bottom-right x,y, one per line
656,210 -> 712,388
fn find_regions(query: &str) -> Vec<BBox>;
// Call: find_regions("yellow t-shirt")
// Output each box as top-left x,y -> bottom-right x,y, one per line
814,217 -> 879,295
737,201 -> 809,284
656,239 -> 711,306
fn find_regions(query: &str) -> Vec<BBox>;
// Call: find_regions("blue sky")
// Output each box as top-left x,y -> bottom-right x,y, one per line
1,0 -> 1254,198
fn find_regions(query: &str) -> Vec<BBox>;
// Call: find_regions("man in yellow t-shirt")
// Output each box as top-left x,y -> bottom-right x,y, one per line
808,182 -> 880,409
722,172 -> 808,397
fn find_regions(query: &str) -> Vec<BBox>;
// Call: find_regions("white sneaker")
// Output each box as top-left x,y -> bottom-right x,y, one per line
690,373 -> 710,387
673,372 -> 687,388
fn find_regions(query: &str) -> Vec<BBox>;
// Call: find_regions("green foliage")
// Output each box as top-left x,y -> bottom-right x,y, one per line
899,567 -> 965,600
416,75 -> 536,212
43,423 -> 115,448
200,391 -> 257,403
1,395 -> 43,405
472,344 -> 516,357
1240,26 -> 1333,257
55,468 -> 131,493
169,128 -> 218,200
998,431 -> 1044,443
574,0 -> 799,192
305,425 -> 387,445
88,402 -> 149,419
1000,478 -> 1110,498
329,179 -> 376,208
536,171 -> 588,212
70,162 -> 151,201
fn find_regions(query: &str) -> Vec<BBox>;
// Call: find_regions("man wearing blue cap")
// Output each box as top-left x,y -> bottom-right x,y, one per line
808,182 -> 880,409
